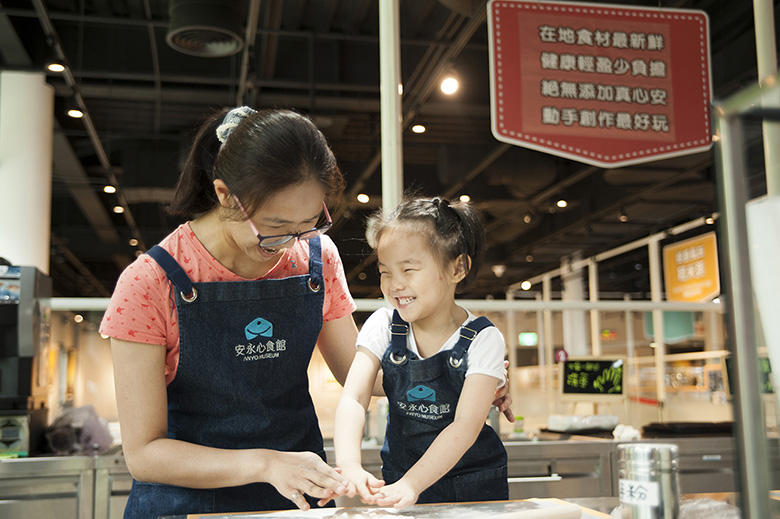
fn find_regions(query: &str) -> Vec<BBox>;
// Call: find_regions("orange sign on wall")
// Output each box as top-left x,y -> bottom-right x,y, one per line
663,231 -> 720,302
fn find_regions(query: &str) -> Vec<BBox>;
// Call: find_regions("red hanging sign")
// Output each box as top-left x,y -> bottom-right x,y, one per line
487,0 -> 712,168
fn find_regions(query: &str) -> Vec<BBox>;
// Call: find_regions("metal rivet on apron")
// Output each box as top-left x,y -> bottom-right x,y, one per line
449,355 -> 463,368
308,279 -> 321,292
390,352 -> 407,365
181,287 -> 198,302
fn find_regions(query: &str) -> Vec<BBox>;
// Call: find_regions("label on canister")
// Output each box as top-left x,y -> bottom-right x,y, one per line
619,478 -> 661,506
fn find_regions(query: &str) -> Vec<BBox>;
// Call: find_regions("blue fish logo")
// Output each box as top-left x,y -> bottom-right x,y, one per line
244,318 -> 273,340
407,385 -> 436,402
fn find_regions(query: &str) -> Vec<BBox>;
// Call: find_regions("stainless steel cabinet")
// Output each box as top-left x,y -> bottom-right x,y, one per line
94,455 -> 132,519
505,440 -> 613,499
0,456 -> 95,519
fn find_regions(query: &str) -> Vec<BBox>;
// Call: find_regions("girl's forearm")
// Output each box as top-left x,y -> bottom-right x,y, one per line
334,395 -> 368,467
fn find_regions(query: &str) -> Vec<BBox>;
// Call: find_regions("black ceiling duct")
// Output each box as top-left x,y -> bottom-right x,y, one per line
166,0 -> 244,58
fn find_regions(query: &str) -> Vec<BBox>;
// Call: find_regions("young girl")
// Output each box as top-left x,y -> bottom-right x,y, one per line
334,196 -> 509,508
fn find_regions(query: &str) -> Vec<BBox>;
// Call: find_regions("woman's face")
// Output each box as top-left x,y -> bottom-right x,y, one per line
234,179 -> 327,263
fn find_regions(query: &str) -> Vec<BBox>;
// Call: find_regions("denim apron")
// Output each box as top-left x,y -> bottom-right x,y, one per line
123,237 -> 328,518
380,310 -> 508,504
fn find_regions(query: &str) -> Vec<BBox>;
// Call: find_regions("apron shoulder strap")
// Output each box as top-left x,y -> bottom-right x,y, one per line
147,245 -> 195,299
450,316 -> 495,363
307,236 -> 323,288
389,309 -> 410,358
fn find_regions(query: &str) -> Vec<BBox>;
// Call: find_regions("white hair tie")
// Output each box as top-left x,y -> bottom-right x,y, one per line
216,106 -> 257,146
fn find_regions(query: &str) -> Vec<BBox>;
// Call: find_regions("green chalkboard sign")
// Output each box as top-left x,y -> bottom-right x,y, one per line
559,357 -> 625,402
723,356 -> 773,396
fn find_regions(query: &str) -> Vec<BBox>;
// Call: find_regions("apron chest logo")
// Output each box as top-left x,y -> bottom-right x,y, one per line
396,385 -> 449,421
406,384 -> 436,402
244,317 -> 274,340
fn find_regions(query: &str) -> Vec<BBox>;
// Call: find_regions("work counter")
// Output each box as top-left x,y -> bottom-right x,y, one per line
0,436 -> 765,519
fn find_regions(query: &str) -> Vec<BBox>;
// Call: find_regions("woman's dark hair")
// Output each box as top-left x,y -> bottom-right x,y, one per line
167,107 -> 345,218
367,195 -> 486,293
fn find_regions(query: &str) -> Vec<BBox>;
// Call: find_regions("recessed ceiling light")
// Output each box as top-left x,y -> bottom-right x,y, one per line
104,185 -> 117,194
411,124 -> 426,133
47,61 -> 66,73
556,199 -> 568,208
440,76 -> 459,95
459,194 -> 471,202
67,108 -> 84,119
113,205 -> 125,214
356,193 -> 370,204
520,280 -> 532,291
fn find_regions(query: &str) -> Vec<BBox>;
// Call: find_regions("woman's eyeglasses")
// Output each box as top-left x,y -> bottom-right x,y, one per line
234,196 -> 332,250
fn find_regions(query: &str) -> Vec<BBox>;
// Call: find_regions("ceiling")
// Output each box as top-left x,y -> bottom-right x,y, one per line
0,0 -> 775,301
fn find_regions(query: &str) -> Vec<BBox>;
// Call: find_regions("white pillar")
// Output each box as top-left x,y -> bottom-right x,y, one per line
588,259 -> 602,356
0,71 -> 54,273
379,0 -> 403,211
561,254 -> 588,356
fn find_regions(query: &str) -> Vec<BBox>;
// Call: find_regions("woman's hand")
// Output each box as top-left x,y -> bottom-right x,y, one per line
260,450 -> 349,511
370,478 -> 420,509
492,360 -> 515,422
338,463 -> 385,504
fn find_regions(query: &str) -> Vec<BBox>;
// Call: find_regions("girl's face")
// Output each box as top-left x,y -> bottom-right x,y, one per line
377,226 -> 464,327
234,180 -> 327,264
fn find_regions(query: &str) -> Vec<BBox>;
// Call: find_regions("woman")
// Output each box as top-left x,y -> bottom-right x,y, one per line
101,107 -> 356,517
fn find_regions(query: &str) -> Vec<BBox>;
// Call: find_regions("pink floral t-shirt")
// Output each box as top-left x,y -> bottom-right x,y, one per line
99,223 -> 356,385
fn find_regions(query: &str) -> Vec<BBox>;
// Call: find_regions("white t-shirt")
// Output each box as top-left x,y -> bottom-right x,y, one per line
357,307 -> 507,388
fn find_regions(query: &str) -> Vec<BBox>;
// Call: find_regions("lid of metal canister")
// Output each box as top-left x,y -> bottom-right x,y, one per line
618,443 -> 679,471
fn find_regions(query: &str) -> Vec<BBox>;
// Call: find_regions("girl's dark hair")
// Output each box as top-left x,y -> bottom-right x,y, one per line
367,195 -> 486,293
167,107 -> 345,218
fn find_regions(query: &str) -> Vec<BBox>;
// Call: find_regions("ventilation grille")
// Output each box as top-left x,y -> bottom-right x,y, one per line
166,0 -> 244,58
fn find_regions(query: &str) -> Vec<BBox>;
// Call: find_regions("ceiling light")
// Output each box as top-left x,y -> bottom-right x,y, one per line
526,254 -> 534,263
440,75 -> 459,95
523,212 -> 533,224
104,185 -> 117,194
459,194 -> 471,202
129,238 -> 139,247
67,107 -> 84,119
113,205 -> 125,214
705,215 -> 715,225
74,314 -> 83,323
618,212 -> 629,222
556,198 -> 568,208
135,250 -> 144,257
520,280 -> 532,291
46,61 -> 66,73
356,193 -> 370,204
491,264 -> 506,278
411,124 -> 426,134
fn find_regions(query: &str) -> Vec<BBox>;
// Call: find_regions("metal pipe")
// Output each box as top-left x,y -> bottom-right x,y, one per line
713,102 -> 771,519
753,0 -> 780,197
648,237 -> 666,411
588,259 -> 601,356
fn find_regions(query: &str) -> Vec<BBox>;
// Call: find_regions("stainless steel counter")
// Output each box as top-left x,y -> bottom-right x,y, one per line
0,436 -> 764,519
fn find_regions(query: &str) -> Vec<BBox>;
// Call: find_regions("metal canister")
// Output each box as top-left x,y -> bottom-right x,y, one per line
617,443 -> 680,519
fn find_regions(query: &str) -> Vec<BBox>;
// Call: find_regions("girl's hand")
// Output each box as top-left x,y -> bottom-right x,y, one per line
370,478 -> 420,509
261,450 -> 349,511
338,463 -> 385,504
